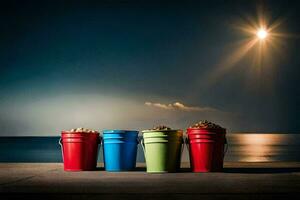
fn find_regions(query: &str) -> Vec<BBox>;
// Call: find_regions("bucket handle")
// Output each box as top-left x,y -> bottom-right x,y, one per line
185,137 -> 190,152
223,137 -> 228,158
97,136 -> 102,165
140,138 -> 146,161
59,138 -> 64,163
181,137 -> 184,156
179,137 -> 185,168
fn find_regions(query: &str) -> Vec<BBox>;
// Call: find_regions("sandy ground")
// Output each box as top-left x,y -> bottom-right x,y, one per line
1,162 -> 300,199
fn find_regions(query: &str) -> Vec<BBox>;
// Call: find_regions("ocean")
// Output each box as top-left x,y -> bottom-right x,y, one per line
0,133 -> 300,162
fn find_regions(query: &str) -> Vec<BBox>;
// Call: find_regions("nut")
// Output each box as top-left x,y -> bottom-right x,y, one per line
190,120 -> 223,129
151,125 -> 172,131
66,127 -> 99,134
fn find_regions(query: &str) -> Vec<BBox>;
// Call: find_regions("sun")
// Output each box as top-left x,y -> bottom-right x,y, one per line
201,1 -> 292,92
256,28 -> 268,40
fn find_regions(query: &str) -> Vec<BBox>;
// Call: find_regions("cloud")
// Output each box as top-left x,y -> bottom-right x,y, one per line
145,101 -> 217,112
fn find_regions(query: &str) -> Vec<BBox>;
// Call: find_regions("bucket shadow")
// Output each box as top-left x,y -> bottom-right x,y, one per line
94,167 -> 147,172
177,168 -> 192,173
95,167 -> 105,171
223,167 -> 300,174
154,168 -> 192,173
102,167 -> 192,173
132,167 -> 147,172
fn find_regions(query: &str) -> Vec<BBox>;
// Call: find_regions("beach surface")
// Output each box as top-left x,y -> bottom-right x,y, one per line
1,162 -> 300,199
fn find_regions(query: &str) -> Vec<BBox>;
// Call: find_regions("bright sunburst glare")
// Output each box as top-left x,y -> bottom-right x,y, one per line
257,28 -> 268,40
204,4 -> 289,90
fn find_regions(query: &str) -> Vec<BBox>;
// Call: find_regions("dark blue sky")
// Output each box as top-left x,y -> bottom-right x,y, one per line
0,0 -> 299,135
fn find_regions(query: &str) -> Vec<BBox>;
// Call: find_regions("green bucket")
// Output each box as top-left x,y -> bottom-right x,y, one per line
141,130 -> 184,173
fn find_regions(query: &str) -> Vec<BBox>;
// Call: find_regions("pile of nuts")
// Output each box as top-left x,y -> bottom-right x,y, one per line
190,120 -> 223,129
67,127 -> 99,133
151,125 -> 172,131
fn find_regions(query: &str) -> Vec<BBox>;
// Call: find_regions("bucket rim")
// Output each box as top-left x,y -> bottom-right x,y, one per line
187,127 -> 226,133
61,131 -> 100,136
142,129 -> 183,133
187,132 -> 217,135
189,139 -> 216,143
143,132 -> 183,139
103,130 -> 139,134
143,135 -> 183,140
143,140 -> 182,144
102,136 -> 138,141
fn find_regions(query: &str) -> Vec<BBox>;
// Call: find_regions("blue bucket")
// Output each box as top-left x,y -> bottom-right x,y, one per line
102,130 -> 139,171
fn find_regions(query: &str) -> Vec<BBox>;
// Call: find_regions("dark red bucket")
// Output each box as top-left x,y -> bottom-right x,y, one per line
60,131 -> 100,171
187,128 -> 227,172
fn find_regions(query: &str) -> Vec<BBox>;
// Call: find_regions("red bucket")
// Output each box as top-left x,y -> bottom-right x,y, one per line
60,131 -> 100,171
188,137 -> 215,172
187,128 -> 227,172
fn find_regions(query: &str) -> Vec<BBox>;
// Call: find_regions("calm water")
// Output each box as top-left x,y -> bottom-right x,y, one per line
0,133 -> 300,162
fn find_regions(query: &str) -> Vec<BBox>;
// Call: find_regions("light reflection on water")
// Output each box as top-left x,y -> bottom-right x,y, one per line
226,133 -> 300,162
236,134 -> 275,162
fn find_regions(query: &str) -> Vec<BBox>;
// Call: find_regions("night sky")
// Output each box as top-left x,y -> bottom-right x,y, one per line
0,0 -> 299,136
